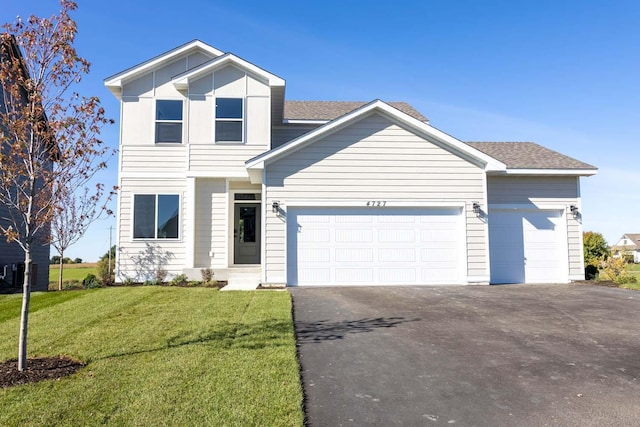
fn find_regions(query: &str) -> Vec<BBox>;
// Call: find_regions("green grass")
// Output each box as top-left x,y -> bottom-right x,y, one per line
0,287 -> 304,426
50,264 -> 97,283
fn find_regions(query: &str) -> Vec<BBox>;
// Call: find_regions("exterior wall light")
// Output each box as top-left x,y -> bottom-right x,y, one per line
272,200 -> 280,213
570,205 -> 579,217
472,202 -> 481,215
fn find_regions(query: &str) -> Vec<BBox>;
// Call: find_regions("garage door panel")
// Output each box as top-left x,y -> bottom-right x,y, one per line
335,248 -> 374,262
489,209 -> 565,284
288,207 -> 464,286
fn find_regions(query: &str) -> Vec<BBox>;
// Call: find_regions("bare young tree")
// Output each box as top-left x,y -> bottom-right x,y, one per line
0,1 -> 114,371
51,183 -> 116,290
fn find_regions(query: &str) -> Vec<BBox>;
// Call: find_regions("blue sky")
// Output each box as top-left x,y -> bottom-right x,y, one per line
5,0 -> 639,261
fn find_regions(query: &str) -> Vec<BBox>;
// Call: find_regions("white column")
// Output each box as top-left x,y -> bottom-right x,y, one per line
185,177 -> 196,268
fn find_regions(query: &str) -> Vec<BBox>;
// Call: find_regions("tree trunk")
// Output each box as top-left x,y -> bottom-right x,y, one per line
18,251 -> 32,371
58,252 -> 64,291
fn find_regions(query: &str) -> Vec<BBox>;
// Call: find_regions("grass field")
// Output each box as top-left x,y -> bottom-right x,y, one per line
49,263 -> 97,285
0,287 -> 304,426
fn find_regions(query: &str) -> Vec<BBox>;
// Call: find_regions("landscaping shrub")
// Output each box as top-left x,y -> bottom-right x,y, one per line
96,256 -> 115,286
82,274 -> 101,289
598,257 -> 637,285
62,280 -> 82,290
200,268 -> 214,283
155,268 -> 168,284
169,274 -> 189,286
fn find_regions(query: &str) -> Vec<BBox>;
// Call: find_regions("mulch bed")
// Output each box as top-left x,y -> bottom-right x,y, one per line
572,280 -> 619,288
0,356 -> 84,389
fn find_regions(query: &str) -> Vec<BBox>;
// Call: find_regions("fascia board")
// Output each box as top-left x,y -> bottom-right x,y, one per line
247,100 -> 507,172
104,40 -> 223,96
172,53 -> 285,90
499,169 -> 598,176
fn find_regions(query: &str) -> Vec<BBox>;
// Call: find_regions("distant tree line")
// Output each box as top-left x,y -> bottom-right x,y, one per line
50,256 -> 83,265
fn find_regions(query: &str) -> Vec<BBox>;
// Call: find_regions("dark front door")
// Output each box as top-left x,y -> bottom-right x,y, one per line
234,203 -> 261,264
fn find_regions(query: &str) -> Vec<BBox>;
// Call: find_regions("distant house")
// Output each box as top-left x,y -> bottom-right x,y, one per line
612,234 -> 640,263
0,36 -> 51,291
105,40 -> 597,288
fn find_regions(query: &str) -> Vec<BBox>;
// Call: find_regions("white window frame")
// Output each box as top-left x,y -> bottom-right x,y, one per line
214,97 -> 244,144
154,99 -> 184,144
132,193 -> 181,240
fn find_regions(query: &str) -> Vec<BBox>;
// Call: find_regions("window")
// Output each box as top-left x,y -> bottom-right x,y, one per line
215,98 -> 243,142
155,100 -> 182,143
133,194 -> 180,239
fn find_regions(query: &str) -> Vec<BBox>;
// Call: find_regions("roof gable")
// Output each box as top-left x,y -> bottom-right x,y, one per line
247,100 -> 505,174
171,53 -> 285,90
104,40 -> 223,98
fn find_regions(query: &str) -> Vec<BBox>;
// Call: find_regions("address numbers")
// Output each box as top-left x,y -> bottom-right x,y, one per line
366,201 -> 387,207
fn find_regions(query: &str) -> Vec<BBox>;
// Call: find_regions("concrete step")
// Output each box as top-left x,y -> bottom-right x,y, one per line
222,267 -> 261,291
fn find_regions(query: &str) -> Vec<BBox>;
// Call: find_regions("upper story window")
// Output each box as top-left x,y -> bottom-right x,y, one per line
215,98 -> 243,142
133,194 -> 180,239
155,100 -> 183,143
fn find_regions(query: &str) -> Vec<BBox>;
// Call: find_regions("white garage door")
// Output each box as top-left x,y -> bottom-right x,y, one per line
489,209 -> 566,284
286,207 -> 464,286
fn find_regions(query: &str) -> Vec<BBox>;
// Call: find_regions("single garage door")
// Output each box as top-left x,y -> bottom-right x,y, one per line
489,209 -> 566,284
286,207 -> 464,286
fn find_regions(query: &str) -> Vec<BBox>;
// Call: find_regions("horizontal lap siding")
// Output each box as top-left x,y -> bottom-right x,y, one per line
264,113 -> 486,283
121,145 -> 187,172
189,145 -> 268,174
487,176 -> 583,278
117,178 -> 187,281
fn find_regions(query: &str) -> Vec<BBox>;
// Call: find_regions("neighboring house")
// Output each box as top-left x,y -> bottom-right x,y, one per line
105,40 -> 597,287
0,36 -> 50,291
612,234 -> 640,263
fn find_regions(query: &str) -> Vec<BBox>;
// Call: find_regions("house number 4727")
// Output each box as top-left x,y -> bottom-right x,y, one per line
366,201 -> 387,207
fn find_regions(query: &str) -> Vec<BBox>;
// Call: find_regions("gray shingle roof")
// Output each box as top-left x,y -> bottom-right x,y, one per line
466,142 -> 597,170
284,100 -> 428,122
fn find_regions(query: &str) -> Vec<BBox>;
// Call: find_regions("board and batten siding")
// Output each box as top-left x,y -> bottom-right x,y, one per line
263,113 -> 487,284
0,205 -> 50,291
116,178 -> 187,281
486,175 -> 584,279
194,178 -> 227,268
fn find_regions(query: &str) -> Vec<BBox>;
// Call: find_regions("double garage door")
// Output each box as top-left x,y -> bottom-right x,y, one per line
286,207 -> 464,286
488,209 -> 566,284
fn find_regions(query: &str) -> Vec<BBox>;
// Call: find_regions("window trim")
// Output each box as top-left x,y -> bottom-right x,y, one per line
154,99 -> 184,144
214,97 -> 244,144
132,193 -> 181,240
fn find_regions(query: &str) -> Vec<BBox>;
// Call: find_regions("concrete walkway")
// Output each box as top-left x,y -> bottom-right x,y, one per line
291,285 -> 640,426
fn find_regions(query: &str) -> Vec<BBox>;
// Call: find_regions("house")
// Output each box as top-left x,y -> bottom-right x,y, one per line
104,40 -> 597,287
612,234 -> 640,263
0,36 -> 51,291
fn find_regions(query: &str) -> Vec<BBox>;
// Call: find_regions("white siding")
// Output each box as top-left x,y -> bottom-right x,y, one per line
189,145 -> 268,175
116,178 -> 187,281
194,179 -> 226,268
487,176 -> 583,279
121,145 -> 187,172
264,113 -> 487,284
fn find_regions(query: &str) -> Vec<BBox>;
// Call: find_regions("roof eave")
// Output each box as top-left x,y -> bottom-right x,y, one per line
495,168 -> 599,176
104,40 -> 224,98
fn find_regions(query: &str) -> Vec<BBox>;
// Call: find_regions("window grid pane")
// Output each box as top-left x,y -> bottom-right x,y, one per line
156,100 -> 183,120
216,121 -> 243,142
216,98 -> 243,119
133,195 -> 155,239
157,195 -> 179,239
155,123 -> 182,143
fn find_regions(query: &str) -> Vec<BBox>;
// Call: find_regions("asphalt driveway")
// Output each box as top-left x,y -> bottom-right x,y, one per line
290,285 -> 640,426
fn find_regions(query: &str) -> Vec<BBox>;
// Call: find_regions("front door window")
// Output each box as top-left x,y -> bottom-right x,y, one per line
234,202 -> 261,264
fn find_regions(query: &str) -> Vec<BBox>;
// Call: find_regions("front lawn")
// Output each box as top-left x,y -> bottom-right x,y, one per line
0,287 -> 303,426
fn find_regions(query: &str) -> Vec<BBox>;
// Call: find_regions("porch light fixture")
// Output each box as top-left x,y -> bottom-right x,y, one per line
272,200 -> 280,213
472,202 -> 481,215
570,205 -> 579,217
